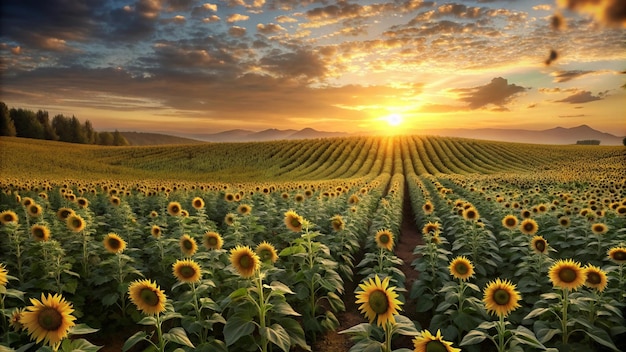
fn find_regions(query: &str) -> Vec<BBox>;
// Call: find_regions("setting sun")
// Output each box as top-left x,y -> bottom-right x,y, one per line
386,114 -> 403,127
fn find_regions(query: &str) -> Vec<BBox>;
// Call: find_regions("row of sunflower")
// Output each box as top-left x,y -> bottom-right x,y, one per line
404,166 -> 625,352
0,175 -> 389,351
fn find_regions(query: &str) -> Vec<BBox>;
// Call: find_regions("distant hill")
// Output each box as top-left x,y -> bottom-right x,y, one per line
120,132 -> 204,146
427,125 -> 624,145
188,128 -> 349,142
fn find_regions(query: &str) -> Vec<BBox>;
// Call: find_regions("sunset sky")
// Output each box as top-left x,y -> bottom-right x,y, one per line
1,0 -> 625,137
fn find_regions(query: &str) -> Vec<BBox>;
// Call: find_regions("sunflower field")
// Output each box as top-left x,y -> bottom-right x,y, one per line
0,135 -> 625,352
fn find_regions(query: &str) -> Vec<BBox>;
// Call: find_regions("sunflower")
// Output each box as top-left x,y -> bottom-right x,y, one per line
203,231 -> 223,250
530,236 -> 548,254
0,210 -> 19,225
167,201 -> 182,216
422,221 -> 441,235
422,201 -> 434,215
172,259 -> 202,283
549,259 -> 586,291
191,197 -> 205,210
66,214 -> 85,232
179,234 -> 198,257
284,210 -> 303,232
355,275 -> 402,327
501,215 -> 518,230
413,329 -> 461,352
109,196 -> 121,206
103,233 -> 126,254
608,246 -> 626,264
150,225 -> 162,239
483,278 -> 521,318
22,197 -> 35,207
224,213 -> 236,226
520,209 -> 532,219
584,265 -> 608,292
237,204 -> 252,215
256,241 -> 278,263
375,229 -> 394,251
558,216 -> 571,228
27,203 -> 43,218
128,279 -> 167,315
449,256 -> 474,281
31,224 -> 51,242
75,197 -> 89,208
462,207 -> 479,221
56,208 -> 74,221
230,245 -> 260,278
519,218 -> 538,235
348,194 -> 360,204
330,215 -> 345,232
21,293 -> 76,347
590,223 -> 608,235
9,308 -> 25,331
150,210 -> 158,218
0,263 -> 8,287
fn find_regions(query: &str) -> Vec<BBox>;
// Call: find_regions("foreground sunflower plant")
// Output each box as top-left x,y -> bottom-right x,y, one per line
340,275 -> 418,352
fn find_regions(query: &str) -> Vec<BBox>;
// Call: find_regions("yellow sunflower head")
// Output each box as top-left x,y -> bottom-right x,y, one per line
224,193 -> 235,202
103,233 -> 127,254
224,213 -> 236,226
172,259 -> 202,283
0,263 -> 8,287
548,259 -> 586,291
530,236 -> 548,254
558,216 -> 571,228
109,196 -> 121,206
284,210 -> 303,232
330,215 -> 345,232
449,256 -> 475,281
584,264 -> 608,292
502,215 -> 518,230
0,210 -> 19,225
150,225 -> 162,239
203,231 -> 223,250
27,203 -> 43,218
355,275 -> 402,328
56,208 -> 74,221
128,279 -> 167,315
590,223 -> 608,235
31,224 -> 51,242
66,214 -> 86,232
422,201 -> 434,215
462,207 -> 479,221
413,329 -> 461,352
255,241 -> 278,263
483,278 -> 521,318
76,197 -> 89,208
179,234 -> 198,257
237,204 -> 252,216
167,201 -> 182,216
608,246 -> 626,264
21,293 -> 76,348
348,194 -> 360,204
230,245 -> 260,278
422,221 -> 441,235
9,307 -> 25,331
375,229 -> 394,251
150,210 -> 158,218
519,218 -> 538,235
191,197 -> 205,210
22,197 -> 34,207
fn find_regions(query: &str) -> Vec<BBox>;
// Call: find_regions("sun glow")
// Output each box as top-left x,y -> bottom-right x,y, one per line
385,113 -> 403,127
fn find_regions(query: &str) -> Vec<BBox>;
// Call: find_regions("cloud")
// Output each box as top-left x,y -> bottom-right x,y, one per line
454,77 -> 527,109
228,26 -> 247,37
227,13 -> 250,23
259,49 -> 327,81
557,0 -> 626,27
257,23 -> 287,34
551,70 -> 594,82
556,90 -> 602,103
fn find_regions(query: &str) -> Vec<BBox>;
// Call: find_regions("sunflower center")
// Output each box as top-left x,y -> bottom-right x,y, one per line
379,234 -> 390,244
586,272 -> 601,285
71,219 -> 81,228
3,214 -> 11,221
183,240 -> 193,250
558,267 -> 577,283
505,219 -> 515,227
290,218 -> 301,227
140,288 -> 160,307
425,340 -> 448,352
455,263 -> 469,275
239,255 -> 252,269
179,266 -> 196,279
493,288 -> 510,305
38,307 -> 63,331
207,237 -> 218,246
171,206 -> 180,213
613,251 -> 626,261
524,223 -> 534,232
259,250 -> 271,261
33,228 -> 45,239
534,240 -> 546,252
368,290 -> 389,315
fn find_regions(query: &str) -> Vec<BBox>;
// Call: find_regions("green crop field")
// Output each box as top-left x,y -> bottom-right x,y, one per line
1,135 -> 625,352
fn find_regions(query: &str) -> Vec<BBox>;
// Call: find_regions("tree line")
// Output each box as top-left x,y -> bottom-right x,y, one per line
0,102 -> 129,146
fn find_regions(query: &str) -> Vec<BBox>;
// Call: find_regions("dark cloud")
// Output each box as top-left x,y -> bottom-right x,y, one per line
454,77 -> 527,109
556,91 -> 603,104
106,0 -> 163,41
552,70 -> 594,82
257,23 -> 287,34
259,49 -> 327,81
558,0 -> 626,27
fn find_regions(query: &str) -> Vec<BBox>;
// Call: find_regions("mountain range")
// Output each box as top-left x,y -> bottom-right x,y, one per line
121,125 -> 624,146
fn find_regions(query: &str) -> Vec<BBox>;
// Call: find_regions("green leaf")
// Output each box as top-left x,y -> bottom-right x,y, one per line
223,316 -> 255,346
229,287 -> 249,300
339,323 -> 371,335
3,288 -> 24,301
524,307 -> 550,320
268,281 -> 294,295
68,323 -> 99,336
512,325 -> 546,349
122,331 -> 149,351
261,324 -> 291,352
137,316 -> 157,326
272,301 -> 300,316
326,291 -> 346,312
101,292 -> 119,307
583,326 -> 620,351
163,327 -> 195,348
459,329 -> 489,346
392,315 -> 419,336
60,338 -> 102,352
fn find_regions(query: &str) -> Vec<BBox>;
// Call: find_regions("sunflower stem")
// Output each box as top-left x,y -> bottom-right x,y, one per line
155,313 -> 165,352
1,293 -> 7,343
561,288 -> 569,345
256,270 -> 268,352
117,253 -> 127,317
457,279 -> 465,312
384,321 -> 393,352
496,314 -> 506,352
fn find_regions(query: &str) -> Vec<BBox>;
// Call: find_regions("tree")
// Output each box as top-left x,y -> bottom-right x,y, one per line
113,130 -> 129,146
52,114 -> 72,142
0,102 -> 17,136
623,137 -> 626,146
84,120 -> 96,144
10,108 -> 44,139
97,131 -> 114,145
36,110 -> 59,140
